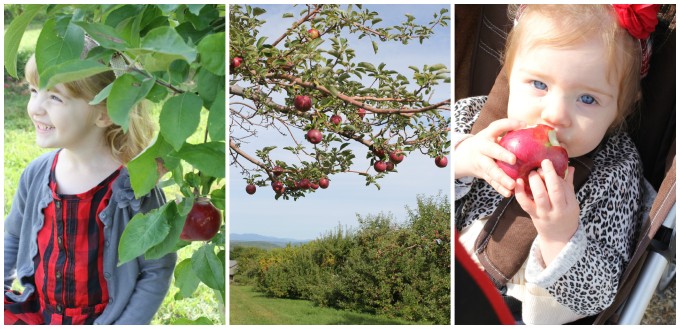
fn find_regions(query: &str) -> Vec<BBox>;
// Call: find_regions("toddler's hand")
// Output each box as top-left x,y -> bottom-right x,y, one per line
455,119 -> 525,197
515,159 -> 579,266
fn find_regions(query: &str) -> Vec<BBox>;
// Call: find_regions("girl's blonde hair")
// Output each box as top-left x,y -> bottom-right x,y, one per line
25,43 -> 155,164
502,5 -> 642,134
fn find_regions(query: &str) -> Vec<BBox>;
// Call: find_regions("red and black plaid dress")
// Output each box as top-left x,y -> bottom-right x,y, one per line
5,152 -> 121,325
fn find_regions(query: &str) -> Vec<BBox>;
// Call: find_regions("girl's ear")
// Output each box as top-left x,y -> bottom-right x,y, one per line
94,106 -> 114,128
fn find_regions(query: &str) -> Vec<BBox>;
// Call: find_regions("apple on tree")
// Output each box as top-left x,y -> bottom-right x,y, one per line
272,166 -> 284,176
318,177 -> 330,189
496,124 -> 569,194
357,108 -> 367,120
308,28 -> 320,39
435,156 -> 448,168
389,149 -> 404,164
374,161 -> 387,172
246,184 -> 256,195
294,95 -> 312,111
298,178 -> 311,189
230,57 -> 243,70
272,181 -> 285,194
306,129 -> 323,144
330,114 -> 342,125
371,146 -> 386,158
180,197 -> 222,241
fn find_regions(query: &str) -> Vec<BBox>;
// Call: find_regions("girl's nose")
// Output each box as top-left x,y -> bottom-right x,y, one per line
26,92 -> 46,117
540,94 -> 571,128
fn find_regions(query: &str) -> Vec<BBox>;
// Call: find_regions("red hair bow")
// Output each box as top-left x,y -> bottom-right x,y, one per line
612,4 -> 661,39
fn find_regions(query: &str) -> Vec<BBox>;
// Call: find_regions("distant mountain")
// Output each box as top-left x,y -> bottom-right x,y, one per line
230,233 -> 310,246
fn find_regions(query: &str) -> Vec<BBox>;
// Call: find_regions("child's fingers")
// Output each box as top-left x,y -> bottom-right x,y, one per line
514,178 -> 537,217
482,118 -> 526,139
481,141 -> 517,165
541,159 -> 567,206
528,170 -> 550,210
479,158 -> 515,197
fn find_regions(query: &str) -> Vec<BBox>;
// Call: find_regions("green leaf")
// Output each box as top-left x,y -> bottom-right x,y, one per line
156,4 -> 180,14
191,244 -> 225,291
428,63 -> 448,71
196,68 -> 224,109
90,82 -> 113,105
210,187 -> 225,211
145,83 -> 168,103
171,317 -> 213,325
197,32 -> 225,76
35,17 -> 84,83
173,258 -> 201,298
252,7 -> 267,16
173,142 -> 225,178
107,73 -> 155,131
145,202 -> 186,259
208,90 -> 225,142
282,12 -> 294,18
127,135 -> 173,198
118,203 -> 171,265
159,93 -> 203,151
372,40 -> 378,54
187,4 -> 206,15
133,26 -> 198,72
40,59 -> 110,90
4,5 -> 44,78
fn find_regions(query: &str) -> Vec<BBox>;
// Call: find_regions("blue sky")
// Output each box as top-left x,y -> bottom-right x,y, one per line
229,4 -> 451,240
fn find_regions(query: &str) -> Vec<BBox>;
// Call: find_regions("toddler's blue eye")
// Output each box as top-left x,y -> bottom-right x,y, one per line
532,80 -> 547,90
579,95 -> 596,105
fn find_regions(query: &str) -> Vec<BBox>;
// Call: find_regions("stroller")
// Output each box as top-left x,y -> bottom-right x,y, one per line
454,4 -> 676,324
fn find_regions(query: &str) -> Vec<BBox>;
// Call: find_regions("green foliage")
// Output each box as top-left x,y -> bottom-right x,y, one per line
230,4 -> 451,199
4,4 -> 226,324
236,194 -> 450,324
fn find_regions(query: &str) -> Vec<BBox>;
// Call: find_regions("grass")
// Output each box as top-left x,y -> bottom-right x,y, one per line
4,25 -> 224,325
230,284 -> 424,325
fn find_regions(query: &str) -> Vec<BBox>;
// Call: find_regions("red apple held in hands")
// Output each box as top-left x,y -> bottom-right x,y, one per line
435,156 -> 448,168
374,161 -> 387,172
307,129 -> 323,144
294,95 -> 312,111
389,149 -> 404,164
330,114 -> 342,125
246,184 -> 256,195
496,124 -> 569,192
230,57 -> 243,70
319,177 -> 330,189
180,197 -> 222,241
308,28 -> 320,39
358,108 -> 367,120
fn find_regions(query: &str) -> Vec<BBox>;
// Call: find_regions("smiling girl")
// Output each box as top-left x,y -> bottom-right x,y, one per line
454,4 -> 660,324
4,37 -> 176,324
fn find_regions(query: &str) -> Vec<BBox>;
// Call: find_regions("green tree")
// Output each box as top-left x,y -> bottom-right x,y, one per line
5,4 -> 225,324
230,4 -> 450,199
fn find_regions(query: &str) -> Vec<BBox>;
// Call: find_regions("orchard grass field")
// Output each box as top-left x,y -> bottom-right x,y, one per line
230,284 -> 426,325
4,25 -> 222,324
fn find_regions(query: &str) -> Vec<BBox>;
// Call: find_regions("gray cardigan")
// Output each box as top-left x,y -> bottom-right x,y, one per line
4,150 -> 177,324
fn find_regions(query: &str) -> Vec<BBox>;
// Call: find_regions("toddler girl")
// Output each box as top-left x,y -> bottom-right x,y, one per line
454,4 -> 659,324
4,38 -> 177,324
